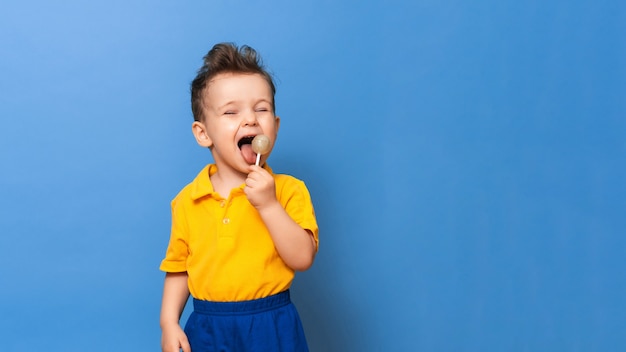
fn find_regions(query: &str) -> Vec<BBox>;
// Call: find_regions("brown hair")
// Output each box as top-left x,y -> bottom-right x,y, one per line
190,43 -> 276,122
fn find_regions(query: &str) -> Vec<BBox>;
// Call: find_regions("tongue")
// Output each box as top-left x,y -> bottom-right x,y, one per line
241,144 -> 257,164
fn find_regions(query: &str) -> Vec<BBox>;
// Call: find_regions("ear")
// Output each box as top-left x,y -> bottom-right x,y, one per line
192,121 -> 213,148
274,115 -> 281,134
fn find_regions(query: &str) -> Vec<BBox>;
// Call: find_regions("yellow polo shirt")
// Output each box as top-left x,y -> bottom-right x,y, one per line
160,164 -> 319,302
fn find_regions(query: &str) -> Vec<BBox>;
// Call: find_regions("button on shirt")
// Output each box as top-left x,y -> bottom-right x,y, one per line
160,164 -> 319,302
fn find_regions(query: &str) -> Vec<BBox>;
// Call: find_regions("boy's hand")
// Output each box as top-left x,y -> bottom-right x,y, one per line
244,165 -> 278,209
161,324 -> 191,352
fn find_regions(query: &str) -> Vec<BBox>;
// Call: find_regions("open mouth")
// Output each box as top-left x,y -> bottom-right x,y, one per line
238,135 -> 259,164
237,135 -> 256,149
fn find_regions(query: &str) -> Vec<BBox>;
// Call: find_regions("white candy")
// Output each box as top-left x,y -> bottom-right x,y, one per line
252,135 -> 271,155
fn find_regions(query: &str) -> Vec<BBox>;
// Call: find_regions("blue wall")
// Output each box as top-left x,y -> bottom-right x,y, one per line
1,1 -> 624,351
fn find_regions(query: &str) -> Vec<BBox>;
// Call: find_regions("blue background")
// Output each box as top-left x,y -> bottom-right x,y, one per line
1,1 -> 624,351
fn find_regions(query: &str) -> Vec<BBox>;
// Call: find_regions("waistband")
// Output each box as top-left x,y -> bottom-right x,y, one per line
192,290 -> 291,316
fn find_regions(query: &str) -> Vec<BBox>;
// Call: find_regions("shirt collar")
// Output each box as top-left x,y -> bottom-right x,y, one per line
189,164 -> 274,200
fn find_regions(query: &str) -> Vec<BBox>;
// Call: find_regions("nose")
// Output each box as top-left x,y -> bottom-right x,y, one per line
242,110 -> 258,126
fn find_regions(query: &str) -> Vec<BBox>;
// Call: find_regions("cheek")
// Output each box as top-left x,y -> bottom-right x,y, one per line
262,118 -> 279,132
210,119 -> 240,133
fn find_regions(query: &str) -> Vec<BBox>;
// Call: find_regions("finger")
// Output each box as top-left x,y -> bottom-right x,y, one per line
246,172 -> 259,181
181,339 -> 192,352
250,164 -> 268,176
161,340 -> 179,352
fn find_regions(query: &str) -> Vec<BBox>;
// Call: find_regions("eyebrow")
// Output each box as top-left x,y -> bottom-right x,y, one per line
216,101 -> 236,110
217,99 -> 272,108
255,99 -> 273,105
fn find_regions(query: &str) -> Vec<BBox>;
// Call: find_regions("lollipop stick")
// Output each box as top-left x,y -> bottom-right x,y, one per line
252,134 -> 270,166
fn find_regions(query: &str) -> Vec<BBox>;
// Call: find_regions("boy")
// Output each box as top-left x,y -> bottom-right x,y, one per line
159,43 -> 319,352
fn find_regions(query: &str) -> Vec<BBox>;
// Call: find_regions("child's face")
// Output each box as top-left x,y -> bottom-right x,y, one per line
192,73 -> 280,175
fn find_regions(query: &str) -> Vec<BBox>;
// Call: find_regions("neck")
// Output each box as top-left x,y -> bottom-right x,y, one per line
209,168 -> 246,197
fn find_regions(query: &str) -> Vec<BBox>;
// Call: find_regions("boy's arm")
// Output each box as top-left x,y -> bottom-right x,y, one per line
160,272 -> 191,352
245,165 -> 317,271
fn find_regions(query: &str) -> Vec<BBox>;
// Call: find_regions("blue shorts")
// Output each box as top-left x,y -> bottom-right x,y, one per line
184,290 -> 309,352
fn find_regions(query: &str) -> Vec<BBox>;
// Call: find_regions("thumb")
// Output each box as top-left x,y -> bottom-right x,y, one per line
181,339 -> 192,352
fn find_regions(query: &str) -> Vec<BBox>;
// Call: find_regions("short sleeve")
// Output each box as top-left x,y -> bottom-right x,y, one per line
280,177 -> 319,251
159,196 -> 190,272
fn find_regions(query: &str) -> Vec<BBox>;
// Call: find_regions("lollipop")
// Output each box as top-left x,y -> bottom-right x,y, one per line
251,134 -> 271,166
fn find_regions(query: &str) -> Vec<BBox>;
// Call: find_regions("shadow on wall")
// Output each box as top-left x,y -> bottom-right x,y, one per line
293,269 -> 364,352
275,154 -> 368,352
